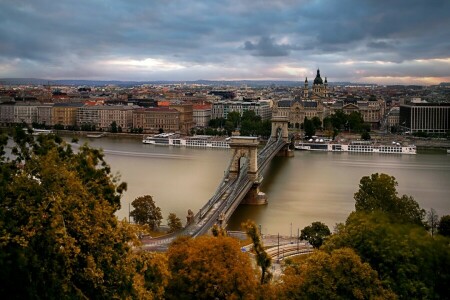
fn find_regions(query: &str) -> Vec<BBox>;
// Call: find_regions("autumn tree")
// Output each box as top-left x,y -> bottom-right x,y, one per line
354,173 -> 425,226
300,221 -> 331,248
280,248 -> 395,299
166,235 -> 258,300
0,130 -> 158,298
130,195 -> 163,230
167,212 -> 183,233
242,220 -> 272,284
438,215 -> 450,237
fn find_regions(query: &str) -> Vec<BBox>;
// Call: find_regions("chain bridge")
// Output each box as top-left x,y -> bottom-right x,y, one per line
142,116 -> 292,251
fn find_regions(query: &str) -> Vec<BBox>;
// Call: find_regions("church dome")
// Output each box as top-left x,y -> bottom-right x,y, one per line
313,69 -> 323,85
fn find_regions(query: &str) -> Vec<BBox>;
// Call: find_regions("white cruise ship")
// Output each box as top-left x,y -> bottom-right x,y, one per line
143,133 -> 230,149
295,140 -> 416,154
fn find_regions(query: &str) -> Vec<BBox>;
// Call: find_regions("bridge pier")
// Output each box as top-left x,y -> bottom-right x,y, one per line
241,182 -> 268,205
276,144 -> 294,157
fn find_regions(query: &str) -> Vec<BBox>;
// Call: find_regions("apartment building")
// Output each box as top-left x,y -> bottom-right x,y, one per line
132,107 -> 180,133
98,106 -> 134,131
193,104 -> 212,127
211,100 -> 271,120
52,103 -> 83,127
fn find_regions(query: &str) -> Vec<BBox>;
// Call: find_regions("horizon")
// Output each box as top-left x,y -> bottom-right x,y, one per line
1,1 -> 449,86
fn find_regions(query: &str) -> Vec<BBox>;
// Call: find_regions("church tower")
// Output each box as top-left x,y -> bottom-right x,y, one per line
303,77 -> 309,98
312,69 -> 328,98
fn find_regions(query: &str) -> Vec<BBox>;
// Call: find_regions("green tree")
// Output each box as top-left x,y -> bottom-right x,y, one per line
167,213 -> 183,233
348,111 -> 364,132
361,131 -> 371,140
303,117 -> 315,138
0,132 -> 157,298
281,248 -> 396,299
300,221 -> 331,248
323,211 -> 450,299
242,220 -> 272,284
130,195 -> 163,230
227,111 -> 241,128
311,116 -> 322,129
111,121 -> 118,133
166,236 -> 258,300
354,173 -> 425,226
438,215 -> 450,237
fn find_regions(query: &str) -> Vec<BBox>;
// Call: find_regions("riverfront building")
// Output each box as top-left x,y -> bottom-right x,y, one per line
211,100 -> 271,120
400,102 -> 450,134
132,107 -> 180,133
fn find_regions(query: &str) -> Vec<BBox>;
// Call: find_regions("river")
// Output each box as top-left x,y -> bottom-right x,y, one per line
72,136 -> 450,236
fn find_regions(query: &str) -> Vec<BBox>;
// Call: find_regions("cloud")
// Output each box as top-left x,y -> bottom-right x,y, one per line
0,0 -> 449,84
243,37 -> 291,57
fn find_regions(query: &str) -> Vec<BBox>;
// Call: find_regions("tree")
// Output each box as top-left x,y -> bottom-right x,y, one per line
280,248 -> 395,299
323,211 -> 450,299
166,236 -> 258,300
354,173 -> 425,226
167,213 -> 183,233
311,116 -> 322,129
427,208 -> 439,236
0,131 -> 156,298
242,220 -> 272,284
111,121 -> 118,133
130,195 -> 162,230
300,221 -> 331,248
438,215 -> 450,237
361,131 -> 371,140
303,117 -> 315,138
227,111 -> 241,128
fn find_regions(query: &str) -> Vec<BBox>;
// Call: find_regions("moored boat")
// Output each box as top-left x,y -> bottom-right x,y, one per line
294,140 -> 416,154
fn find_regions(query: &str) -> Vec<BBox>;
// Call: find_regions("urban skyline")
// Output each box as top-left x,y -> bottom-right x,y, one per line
1,0 -> 449,85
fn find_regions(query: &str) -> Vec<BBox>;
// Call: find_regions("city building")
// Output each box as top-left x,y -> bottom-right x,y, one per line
36,104 -> 54,126
273,99 -> 325,128
193,104 -> 212,127
97,106 -> 134,131
170,103 -> 194,134
132,107 -> 180,133
52,103 -> 83,127
14,102 -> 38,124
211,100 -> 271,120
400,102 -> 450,134
0,103 -> 15,125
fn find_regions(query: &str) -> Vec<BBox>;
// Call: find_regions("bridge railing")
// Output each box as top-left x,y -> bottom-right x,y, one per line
197,153 -> 235,220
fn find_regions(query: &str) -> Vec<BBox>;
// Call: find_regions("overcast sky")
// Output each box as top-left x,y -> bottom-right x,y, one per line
1,0 -> 449,85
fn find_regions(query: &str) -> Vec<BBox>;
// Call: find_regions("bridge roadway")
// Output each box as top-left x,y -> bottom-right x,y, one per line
141,135 -> 288,251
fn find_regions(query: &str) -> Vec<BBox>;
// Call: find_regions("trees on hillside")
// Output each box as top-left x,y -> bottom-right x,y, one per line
438,215 -> 450,237
354,173 -> 425,226
167,213 -> 183,233
0,129 -> 158,298
242,220 -> 272,284
323,211 -> 450,299
300,221 -> 331,248
166,236 -> 258,299
130,195 -> 163,230
281,248 -> 395,299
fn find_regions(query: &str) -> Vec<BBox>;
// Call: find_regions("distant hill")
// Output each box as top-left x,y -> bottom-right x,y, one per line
0,78 -> 370,88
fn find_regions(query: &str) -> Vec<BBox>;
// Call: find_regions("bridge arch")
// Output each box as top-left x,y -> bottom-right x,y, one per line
271,116 -> 289,142
229,137 -> 259,181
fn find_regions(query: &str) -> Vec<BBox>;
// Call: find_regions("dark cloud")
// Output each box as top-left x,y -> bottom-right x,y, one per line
0,0 -> 449,84
244,37 -> 291,57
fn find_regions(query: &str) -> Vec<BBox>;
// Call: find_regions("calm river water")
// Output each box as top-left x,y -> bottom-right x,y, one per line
73,136 -> 450,236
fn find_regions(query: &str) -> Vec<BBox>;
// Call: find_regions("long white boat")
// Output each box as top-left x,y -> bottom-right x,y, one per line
143,133 -> 230,149
295,140 -> 416,154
